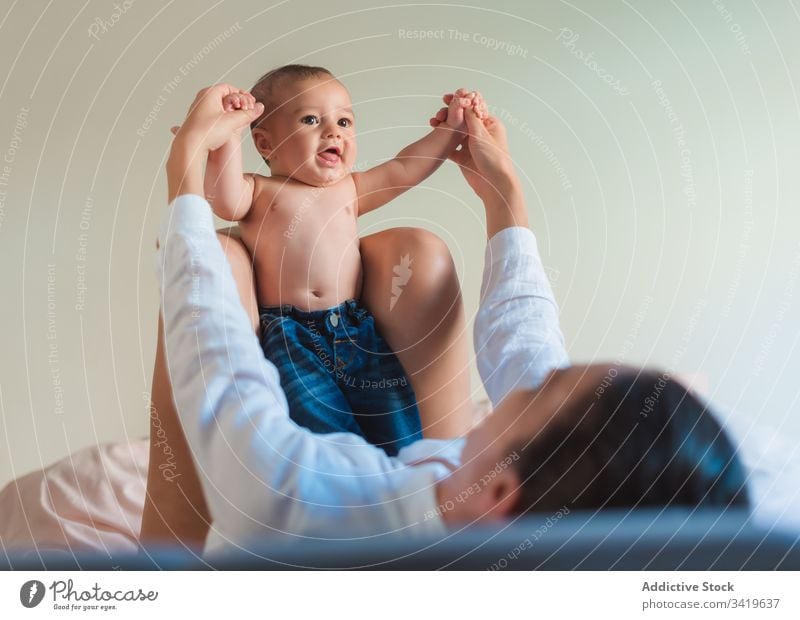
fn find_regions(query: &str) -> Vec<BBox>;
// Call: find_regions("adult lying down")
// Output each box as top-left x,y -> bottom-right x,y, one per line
151,83 -> 751,556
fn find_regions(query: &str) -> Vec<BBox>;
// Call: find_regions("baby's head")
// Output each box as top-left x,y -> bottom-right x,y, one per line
249,64 -> 356,186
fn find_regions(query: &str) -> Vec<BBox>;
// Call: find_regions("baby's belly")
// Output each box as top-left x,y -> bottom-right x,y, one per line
244,213 -> 363,312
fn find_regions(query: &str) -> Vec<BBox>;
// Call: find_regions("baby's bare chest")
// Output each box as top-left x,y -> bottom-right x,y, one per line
274,181 -> 354,217
243,180 -> 359,245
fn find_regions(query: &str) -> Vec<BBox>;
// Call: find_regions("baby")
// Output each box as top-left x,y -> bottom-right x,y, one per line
201,65 -> 486,455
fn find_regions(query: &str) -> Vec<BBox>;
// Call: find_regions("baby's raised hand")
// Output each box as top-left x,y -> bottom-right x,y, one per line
222,90 -> 257,113
171,88 -> 259,142
429,88 -> 488,130
222,90 -> 259,138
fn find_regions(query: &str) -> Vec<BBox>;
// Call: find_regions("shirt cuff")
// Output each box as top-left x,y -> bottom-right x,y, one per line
158,193 -> 215,247
484,226 -> 538,265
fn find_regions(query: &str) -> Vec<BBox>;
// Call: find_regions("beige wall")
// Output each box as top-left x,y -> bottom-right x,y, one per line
1,0 -> 798,487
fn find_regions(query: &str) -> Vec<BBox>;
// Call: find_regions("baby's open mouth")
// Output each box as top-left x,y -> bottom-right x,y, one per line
317,146 -> 342,166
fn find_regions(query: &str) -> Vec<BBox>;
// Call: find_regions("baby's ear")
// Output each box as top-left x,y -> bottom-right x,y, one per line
252,127 -> 275,160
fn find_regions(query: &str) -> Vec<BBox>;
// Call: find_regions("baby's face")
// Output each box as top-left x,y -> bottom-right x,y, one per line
256,77 -> 357,186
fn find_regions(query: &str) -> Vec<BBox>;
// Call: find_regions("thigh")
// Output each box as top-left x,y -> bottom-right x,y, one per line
359,227 -> 472,439
141,230 -> 259,546
359,226 -> 454,338
217,229 -> 259,331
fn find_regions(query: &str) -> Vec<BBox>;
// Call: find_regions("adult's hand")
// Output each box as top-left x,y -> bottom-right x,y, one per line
167,84 -> 262,202
172,84 -> 262,152
169,90 -> 258,140
434,101 -> 527,236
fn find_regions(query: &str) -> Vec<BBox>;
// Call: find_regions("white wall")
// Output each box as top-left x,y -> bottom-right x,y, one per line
1,0 -> 798,487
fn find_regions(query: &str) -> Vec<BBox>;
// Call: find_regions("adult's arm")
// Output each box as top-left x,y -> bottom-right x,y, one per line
439,106 -> 570,405
473,223 -> 570,407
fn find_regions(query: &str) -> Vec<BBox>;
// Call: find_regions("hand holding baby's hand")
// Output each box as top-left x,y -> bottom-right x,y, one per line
170,87 -> 261,145
222,91 -> 257,113
429,88 -> 488,130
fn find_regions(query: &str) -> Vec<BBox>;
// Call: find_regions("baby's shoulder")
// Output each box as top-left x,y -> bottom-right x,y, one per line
250,172 -> 281,202
251,171 -> 273,183
250,171 -> 274,190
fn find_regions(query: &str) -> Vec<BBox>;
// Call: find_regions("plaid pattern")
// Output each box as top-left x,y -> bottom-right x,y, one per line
258,299 -> 421,456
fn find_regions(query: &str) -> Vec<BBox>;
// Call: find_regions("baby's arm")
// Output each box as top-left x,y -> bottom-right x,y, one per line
353,88 -> 486,217
203,91 -> 257,221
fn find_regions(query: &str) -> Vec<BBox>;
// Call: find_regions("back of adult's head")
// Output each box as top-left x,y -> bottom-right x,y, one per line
511,368 -> 749,515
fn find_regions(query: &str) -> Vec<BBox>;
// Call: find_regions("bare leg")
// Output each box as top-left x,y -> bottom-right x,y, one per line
360,227 -> 473,438
139,231 -> 258,548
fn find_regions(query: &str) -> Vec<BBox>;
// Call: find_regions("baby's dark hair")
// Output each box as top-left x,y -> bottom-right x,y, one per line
249,63 -> 334,132
511,368 -> 749,515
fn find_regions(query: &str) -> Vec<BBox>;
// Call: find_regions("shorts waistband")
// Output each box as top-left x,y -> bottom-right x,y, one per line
258,298 -> 363,321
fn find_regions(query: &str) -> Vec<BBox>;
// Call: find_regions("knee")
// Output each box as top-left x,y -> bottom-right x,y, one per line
390,227 -> 453,276
388,227 -> 457,298
410,228 -> 456,290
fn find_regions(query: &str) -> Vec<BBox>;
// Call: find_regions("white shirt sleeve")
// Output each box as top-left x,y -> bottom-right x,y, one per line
154,195 -> 443,551
474,226 -> 570,407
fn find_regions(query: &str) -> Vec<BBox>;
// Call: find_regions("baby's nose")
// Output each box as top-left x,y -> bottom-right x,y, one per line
322,120 -> 341,137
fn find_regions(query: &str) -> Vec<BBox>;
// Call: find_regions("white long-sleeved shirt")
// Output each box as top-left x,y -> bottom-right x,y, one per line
155,194 -> 569,555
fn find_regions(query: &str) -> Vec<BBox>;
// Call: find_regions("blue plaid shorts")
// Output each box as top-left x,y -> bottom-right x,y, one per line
258,298 -> 422,456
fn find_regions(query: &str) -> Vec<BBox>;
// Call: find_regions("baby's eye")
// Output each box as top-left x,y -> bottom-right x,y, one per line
338,118 -> 352,128
300,115 -> 319,125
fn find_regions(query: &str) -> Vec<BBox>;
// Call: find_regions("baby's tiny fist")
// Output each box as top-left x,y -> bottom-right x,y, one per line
222,93 -> 247,112
470,93 -> 488,120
